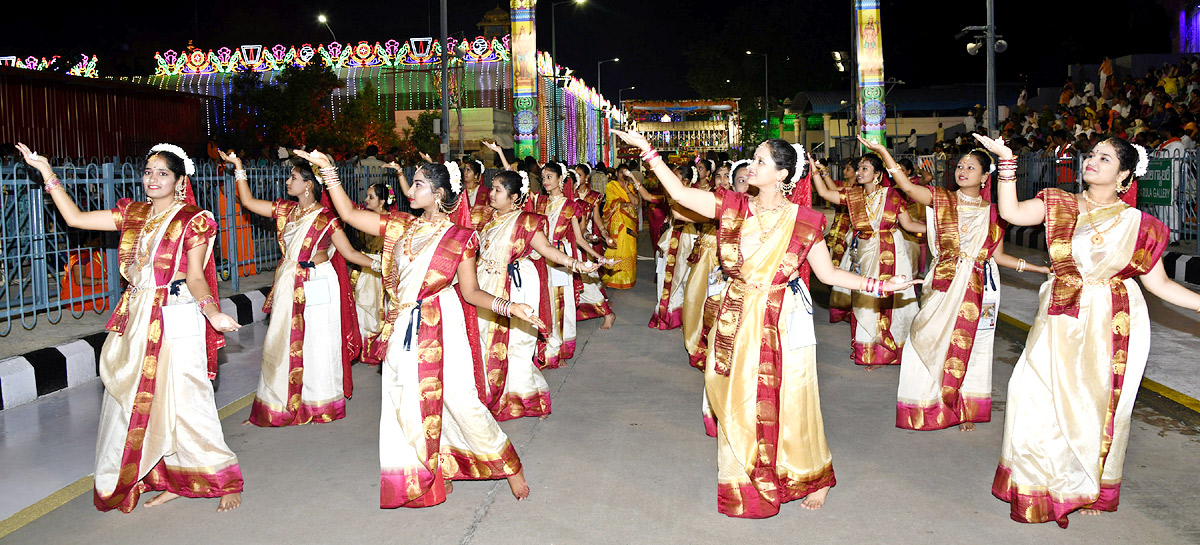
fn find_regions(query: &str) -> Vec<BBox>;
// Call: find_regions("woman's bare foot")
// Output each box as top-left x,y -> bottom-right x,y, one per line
801,486 -> 830,510
865,365 -> 883,371
144,491 -> 180,508
445,481 -> 454,494
242,419 -> 253,426
507,470 -> 530,500
600,312 -> 616,330
538,414 -> 549,420
1080,508 -> 1102,516
959,422 -> 976,432
217,493 -> 241,512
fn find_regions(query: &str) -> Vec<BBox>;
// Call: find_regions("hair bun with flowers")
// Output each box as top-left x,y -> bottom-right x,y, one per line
791,143 -> 807,182
517,170 -> 530,195
444,161 -> 463,193
1132,143 -> 1150,177
150,143 -> 196,176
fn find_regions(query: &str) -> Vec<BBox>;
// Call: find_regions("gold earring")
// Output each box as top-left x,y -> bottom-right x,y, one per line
175,184 -> 185,201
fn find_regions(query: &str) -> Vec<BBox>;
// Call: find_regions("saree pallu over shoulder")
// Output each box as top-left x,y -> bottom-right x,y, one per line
708,189 -> 831,518
711,189 -> 826,375
373,212 -> 484,508
992,188 -> 1169,527
842,186 -> 910,365
106,200 -> 224,377
250,202 -> 359,425
896,188 -> 1002,430
478,212 -> 550,408
96,201 -> 237,512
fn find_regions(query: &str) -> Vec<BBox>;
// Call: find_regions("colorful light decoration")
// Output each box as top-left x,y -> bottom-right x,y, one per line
0,53 -> 99,78
140,31 -> 619,163
152,36 -> 511,76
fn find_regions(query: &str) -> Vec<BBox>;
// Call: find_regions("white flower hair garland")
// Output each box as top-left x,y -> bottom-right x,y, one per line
1132,143 -> 1150,177
472,159 -> 484,173
518,170 -> 530,195
444,161 -> 463,193
150,143 -> 195,176
729,159 -> 751,182
791,143 -> 806,182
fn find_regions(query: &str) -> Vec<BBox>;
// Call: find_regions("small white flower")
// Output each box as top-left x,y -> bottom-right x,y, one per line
444,161 -> 462,193
1132,143 -> 1150,177
791,143 -> 807,182
149,143 -> 195,176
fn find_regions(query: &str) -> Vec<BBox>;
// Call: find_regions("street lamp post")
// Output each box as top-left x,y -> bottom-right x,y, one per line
550,0 -> 585,160
747,51 -> 768,140
597,57 -> 619,98
439,0 -> 449,158
317,14 -> 338,43
956,0 -> 1006,137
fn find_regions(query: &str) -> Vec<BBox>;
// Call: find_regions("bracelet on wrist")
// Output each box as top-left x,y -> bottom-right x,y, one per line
233,169 -> 247,180
43,176 -> 63,193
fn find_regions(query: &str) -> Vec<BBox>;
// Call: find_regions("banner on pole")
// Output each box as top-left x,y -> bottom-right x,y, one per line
855,0 -> 886,147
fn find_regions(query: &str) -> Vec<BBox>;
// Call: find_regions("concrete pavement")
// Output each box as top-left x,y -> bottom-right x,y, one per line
2,234 -> 1199,543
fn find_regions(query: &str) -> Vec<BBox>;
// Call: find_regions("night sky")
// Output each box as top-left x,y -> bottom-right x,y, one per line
0,0 -> 1175,104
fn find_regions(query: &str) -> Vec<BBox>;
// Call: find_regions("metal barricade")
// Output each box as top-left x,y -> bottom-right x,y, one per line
1,159 -> 391,335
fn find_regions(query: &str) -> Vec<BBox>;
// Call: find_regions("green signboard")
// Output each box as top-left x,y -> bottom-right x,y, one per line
1136,158 -> 1172,207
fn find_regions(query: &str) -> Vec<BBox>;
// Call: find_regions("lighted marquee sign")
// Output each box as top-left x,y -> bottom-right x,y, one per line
0,53 -> 99,78
153,35 -> 512,76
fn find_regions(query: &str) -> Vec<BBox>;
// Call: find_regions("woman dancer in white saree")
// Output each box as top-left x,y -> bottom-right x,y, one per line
475,171 -> 600,420
851,137 -> 1049,432
611,131 -> 919,518
312,151 -> 543,507
18,143 -> 243,513
225,151 -> 375,427
976,134 -> 1200,527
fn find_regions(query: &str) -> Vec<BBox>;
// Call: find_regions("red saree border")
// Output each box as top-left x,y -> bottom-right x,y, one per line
992,463 -> 1121,528
896,395 -> 992,430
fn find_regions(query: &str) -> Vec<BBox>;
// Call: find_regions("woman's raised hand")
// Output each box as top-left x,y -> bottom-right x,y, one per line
482,140 -> 502,153
856,135 -> 887,154
610,129 -> 651,153
383,161 -> 402,172
15,143 -> 52,177
419,151 -> 434,164
217,149 -> 243,169
971,133 -> 1014,160
293,149 -> 333,169
509,303 -> 546,330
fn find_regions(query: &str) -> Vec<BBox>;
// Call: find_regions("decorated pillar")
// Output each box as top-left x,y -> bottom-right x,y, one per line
511,0 -> 539,160
854,0 -> 886,146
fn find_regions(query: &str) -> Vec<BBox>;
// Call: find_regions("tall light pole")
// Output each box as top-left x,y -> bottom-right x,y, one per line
619,86 -> 636,126
317,14 -> 338,43
957,0 -> 1005,137
597,57 -> 619,98
550,0 -> 585,160
439,0 -> 449,158
747,51 -> 768,140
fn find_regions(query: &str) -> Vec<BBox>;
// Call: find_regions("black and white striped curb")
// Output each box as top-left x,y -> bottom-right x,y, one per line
1003,225 -> 1200,286
0,287 -> 270,410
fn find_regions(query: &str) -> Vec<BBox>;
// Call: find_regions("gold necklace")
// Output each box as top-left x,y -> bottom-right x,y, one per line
1081,190 -> 1120,209
956,191 -> 983,234
864,188 -> 886,220
752,199 -> 790,242
135,203 -> 179,268
402,214 -> 449,259
1082,198 -> 1125,245
290,201 -> 321,223
481,208 -> 520,254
